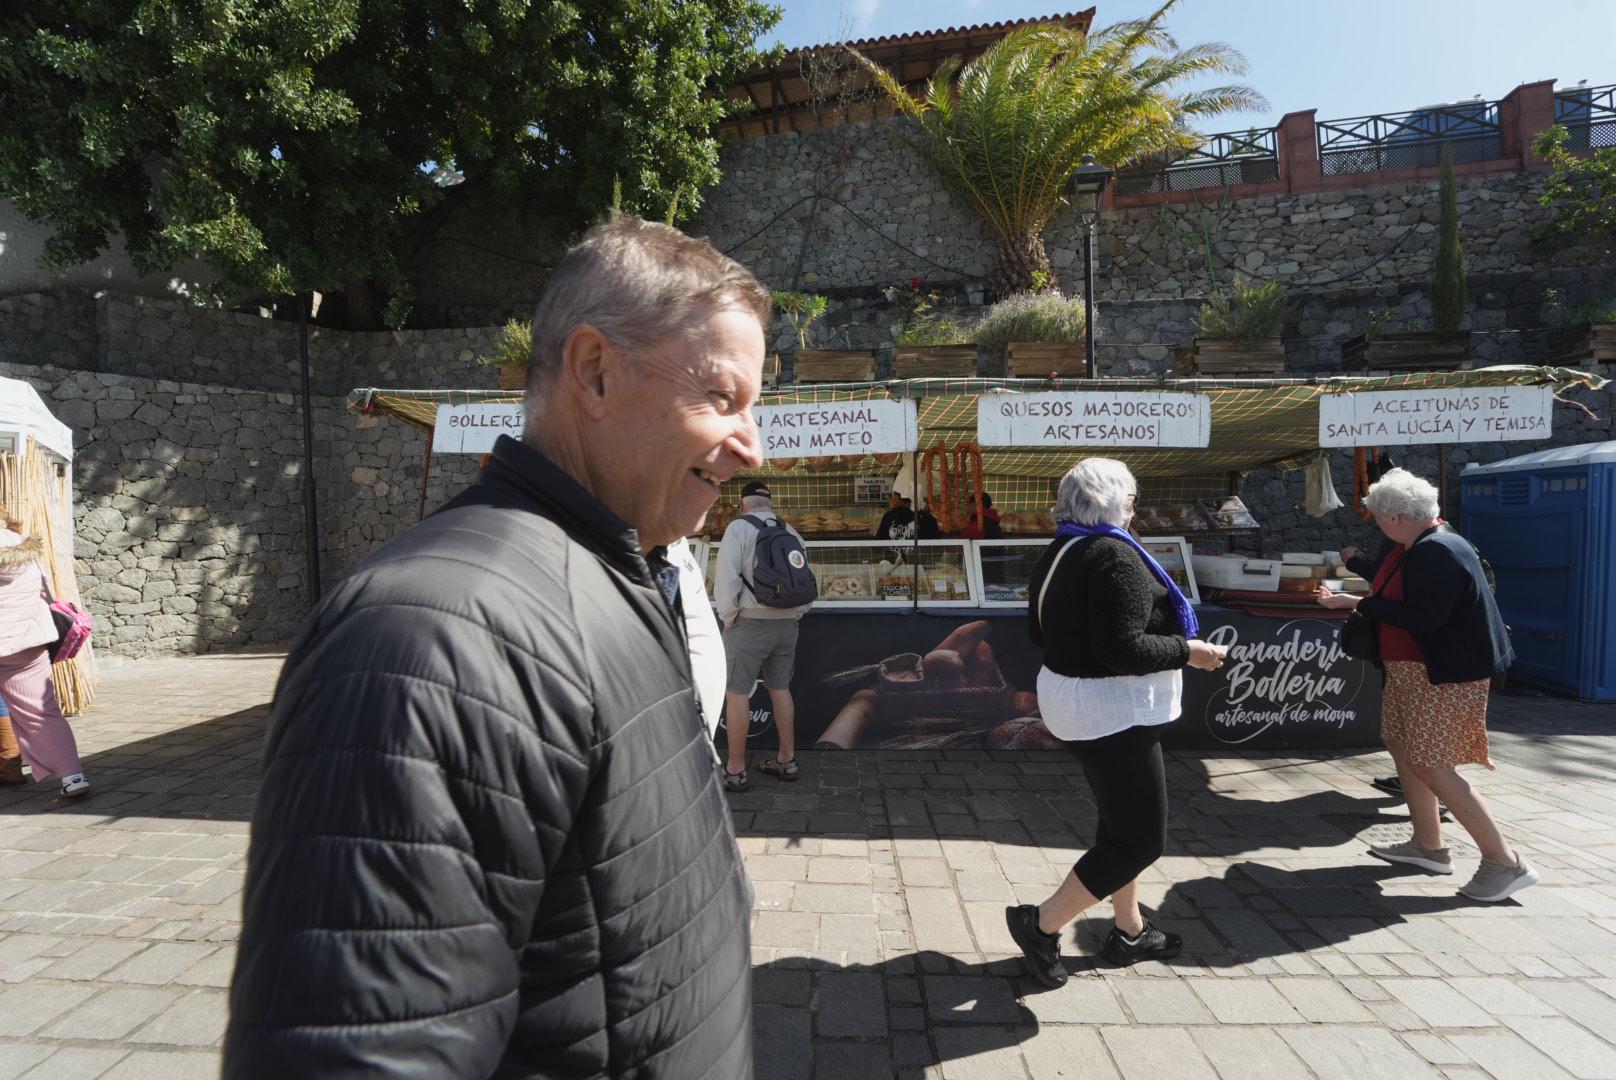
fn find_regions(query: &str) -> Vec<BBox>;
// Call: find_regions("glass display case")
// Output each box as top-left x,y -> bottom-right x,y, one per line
704,539 -> 978,606
971,539 -> 1052,609
1138,535 -> 1200,603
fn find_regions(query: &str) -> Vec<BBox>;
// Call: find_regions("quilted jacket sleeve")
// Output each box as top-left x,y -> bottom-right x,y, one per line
224,582 -> 594,1078
1086,540 -> 1192,676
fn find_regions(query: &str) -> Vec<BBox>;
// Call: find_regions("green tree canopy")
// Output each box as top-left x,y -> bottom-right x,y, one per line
852,0 -> 1263,297
0,0 -> 779,325
1532,123 -> 1616,261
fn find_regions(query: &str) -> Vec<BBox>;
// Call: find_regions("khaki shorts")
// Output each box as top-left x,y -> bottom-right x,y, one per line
724,617 -> 800,695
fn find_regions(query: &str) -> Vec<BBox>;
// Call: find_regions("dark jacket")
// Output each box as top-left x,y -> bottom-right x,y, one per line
1027,535 -> 1191,677
1349,526 -> 1513,685
225,435 -> 752,1079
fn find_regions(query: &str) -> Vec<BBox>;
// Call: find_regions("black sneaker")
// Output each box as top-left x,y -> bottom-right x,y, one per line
1005,904 -> 1067,988
1370,774 -> 1451,818
1101,922 -> 1182,967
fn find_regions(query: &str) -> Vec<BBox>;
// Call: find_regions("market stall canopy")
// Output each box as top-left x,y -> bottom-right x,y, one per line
349,366 -> 1606,481
0,376 -> 74,460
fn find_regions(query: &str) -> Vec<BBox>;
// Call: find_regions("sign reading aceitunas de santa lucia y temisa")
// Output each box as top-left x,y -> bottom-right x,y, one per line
1318,386 -> 1553,447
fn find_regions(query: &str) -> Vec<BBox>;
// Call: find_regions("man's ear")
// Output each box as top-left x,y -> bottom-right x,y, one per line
559,325 -> 616,419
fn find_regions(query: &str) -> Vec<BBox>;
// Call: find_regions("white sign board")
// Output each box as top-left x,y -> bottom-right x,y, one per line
976,392 -> 1212,448
755,399 -> 918,458
432,403 -> 526,453
1318,386 -> 1553,447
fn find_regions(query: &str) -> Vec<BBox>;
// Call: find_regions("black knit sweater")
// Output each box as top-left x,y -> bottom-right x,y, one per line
1026,535 -> 1192,677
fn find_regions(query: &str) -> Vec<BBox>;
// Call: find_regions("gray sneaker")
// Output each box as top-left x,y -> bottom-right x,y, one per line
1459,852 -> 1540,902
1369,838 -> 1453,874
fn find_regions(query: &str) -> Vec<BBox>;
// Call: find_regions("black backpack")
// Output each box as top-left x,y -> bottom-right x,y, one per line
741,514 -> 818,608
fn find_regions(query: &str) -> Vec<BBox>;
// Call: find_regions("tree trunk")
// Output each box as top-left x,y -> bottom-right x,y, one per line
341,280 -> 384,331
992,228 -> 1056,300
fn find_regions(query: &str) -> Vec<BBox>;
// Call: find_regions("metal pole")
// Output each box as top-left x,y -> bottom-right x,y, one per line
1083,216 -> 1097,379
417,432 -> 434,521
297,290 -> 323,605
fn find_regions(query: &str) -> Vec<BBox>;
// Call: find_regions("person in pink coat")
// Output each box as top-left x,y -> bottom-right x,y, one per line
0,519 -> 89,797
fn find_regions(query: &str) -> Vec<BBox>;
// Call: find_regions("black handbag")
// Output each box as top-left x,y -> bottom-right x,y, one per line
1338,610 -> 1377,660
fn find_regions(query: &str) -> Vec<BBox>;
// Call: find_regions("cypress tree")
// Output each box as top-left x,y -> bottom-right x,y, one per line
1430,145 -> 1467,332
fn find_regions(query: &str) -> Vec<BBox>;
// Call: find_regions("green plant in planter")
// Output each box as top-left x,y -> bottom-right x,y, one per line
1429,145 -> 1466,332
972,291 -> 1087,358
1193,277 -> 1284,345
772,290 -> 829,349
1363,307 -> 1397,338
1575,302 -> 1616,325
476,319 -> 533,372
896,312 -> 973,346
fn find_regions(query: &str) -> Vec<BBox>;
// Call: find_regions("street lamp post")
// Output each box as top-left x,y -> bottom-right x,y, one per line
1066,155 -> 1113,379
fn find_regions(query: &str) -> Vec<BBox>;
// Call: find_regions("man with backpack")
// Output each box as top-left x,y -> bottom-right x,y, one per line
715,479 -> 816,791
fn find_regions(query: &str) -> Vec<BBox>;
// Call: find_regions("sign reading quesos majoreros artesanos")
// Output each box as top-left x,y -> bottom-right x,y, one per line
754,399 -> 919,458
976,391 -> 1213,447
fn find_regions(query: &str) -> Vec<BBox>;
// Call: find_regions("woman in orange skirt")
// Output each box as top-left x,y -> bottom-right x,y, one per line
1319,468 -> 1532,903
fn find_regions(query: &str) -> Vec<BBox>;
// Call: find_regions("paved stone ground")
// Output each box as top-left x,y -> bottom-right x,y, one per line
3,652 -> 1616,1078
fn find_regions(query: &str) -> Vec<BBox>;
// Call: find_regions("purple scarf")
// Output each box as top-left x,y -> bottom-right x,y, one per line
1054,520 -> 1200,639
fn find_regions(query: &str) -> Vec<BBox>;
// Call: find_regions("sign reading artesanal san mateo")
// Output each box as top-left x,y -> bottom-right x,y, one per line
755,399 -> 918,458
1318,386 -> 1553,447
976,391 -> 1212,447
432,403 -> 525,453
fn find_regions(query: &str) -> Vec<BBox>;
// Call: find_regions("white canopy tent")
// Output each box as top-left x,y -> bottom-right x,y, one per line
0,377 -> 73,462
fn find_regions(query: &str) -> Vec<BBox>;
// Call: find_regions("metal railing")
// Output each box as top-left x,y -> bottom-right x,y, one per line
1316,100 -> 1502,175
1555,83 -> 1616,150
1113,128 -> 1280,196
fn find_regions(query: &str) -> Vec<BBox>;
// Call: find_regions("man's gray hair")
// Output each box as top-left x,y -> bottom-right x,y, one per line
1053,457 -> 1136,528
527,215 -> 771,402
1364,467 -> 1441,522
739,494 -> 772,512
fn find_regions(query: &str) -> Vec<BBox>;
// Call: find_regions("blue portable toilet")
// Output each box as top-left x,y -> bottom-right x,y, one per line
1461,441 -> 1616,701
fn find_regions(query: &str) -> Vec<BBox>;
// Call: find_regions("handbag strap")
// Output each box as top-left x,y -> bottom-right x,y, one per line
1035,536 -> 1083,632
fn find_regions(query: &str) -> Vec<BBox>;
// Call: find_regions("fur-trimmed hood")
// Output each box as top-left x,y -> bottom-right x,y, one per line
0,531 -> 43,569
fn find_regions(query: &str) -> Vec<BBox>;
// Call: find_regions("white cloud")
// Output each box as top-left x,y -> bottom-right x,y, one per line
849,0 -> 880,34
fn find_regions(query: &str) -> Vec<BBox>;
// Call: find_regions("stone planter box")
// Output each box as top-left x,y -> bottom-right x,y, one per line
891,344 -> 978,378
792,349 -> 876,383
1341,330 -> 1471,371
1006,341 -> 1087,377
1172,337 -> 1286,376
496,364 -> 527,390
1545,323 -> 1616,367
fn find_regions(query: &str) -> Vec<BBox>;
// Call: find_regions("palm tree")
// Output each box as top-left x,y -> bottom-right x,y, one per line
851,0 -> 1265,297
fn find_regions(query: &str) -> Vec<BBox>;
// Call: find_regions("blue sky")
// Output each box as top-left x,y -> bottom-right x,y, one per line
761,0 -> 1616,131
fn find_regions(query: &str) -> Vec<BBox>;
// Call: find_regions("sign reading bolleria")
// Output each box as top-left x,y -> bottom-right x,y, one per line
1318,386 -> 1553,447
976,392 -> 1212,448
755,399 -> 918,458
432,404 -> 526,453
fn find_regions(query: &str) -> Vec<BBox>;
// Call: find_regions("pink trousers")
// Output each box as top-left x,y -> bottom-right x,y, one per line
0,646 -> 81,782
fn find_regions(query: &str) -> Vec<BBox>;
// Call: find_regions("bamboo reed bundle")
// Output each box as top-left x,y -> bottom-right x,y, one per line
0,438 -> 97,714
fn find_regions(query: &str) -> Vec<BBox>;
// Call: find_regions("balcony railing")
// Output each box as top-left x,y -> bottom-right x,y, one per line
1112,128 -> 1280,196
1316,101 -> 1502,175
1555,83 -> 1616,150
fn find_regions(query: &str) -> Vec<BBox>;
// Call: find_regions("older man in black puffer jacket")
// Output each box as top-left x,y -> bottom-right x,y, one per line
225,217 -> 767,1078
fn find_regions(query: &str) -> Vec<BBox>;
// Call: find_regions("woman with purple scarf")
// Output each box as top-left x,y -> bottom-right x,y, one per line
1006,457 -> 1226,986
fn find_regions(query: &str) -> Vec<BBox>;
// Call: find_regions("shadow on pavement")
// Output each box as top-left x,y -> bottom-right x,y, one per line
753,950 -> 1038,1079
0,703 -> 266,822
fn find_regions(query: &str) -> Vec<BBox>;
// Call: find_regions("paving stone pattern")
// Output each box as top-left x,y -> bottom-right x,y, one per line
3,652 -> 1616,1077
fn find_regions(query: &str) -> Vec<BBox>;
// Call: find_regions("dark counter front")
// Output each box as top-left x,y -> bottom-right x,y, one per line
717,606 -> 1382,754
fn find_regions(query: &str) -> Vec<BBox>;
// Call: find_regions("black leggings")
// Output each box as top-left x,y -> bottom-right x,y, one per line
1068,723 -> 1168,899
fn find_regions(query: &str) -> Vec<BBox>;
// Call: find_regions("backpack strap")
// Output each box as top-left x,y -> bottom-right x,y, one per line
737,513 -> 778,597
1035,536 -> 1083,635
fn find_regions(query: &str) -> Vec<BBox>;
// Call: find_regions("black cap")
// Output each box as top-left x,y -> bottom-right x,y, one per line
741,480 -> 772,499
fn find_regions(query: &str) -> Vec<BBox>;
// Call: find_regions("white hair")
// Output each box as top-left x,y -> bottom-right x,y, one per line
1364,467 -> 1441,522
1053,457 -> 1136,528
525,215 -> 770,410
739,494 -> 772,512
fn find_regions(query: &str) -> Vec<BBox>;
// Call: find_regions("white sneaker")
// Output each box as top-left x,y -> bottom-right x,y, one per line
1459,851 -> 1540,902
1369,837 -> 1453,874
59,773 -> 91,798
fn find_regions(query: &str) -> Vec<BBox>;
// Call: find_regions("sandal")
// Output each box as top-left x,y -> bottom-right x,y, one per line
757,756 -> 800,782
723,767 -> 748,793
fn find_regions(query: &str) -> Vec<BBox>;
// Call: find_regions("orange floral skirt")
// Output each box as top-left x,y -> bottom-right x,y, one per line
1380,660 -> 1493,769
